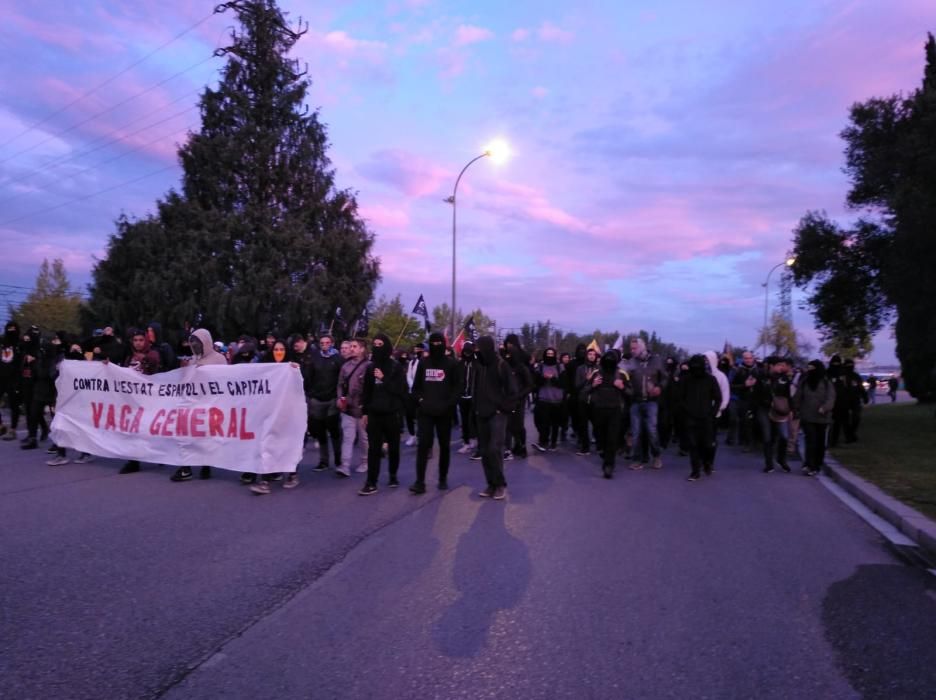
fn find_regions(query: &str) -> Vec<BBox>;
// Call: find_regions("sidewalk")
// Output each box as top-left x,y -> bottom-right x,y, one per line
822,455 -> 936,564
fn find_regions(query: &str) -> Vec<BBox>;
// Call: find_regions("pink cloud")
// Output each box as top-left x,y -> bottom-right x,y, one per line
537,22 -> 573,44
358,149 -> 452,197
454,24 -> 494,47
359,203 -> 411,230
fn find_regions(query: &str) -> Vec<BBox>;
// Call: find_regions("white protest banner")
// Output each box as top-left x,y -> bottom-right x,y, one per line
50,360 -> 306,474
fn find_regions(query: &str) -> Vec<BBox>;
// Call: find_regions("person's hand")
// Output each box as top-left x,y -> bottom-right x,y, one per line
613,378 -> 625,390
25,354 -> 35,363
745,377 -> 756,387
374,368 -> 384,381
361,415 -> 368,429
649,385 -> 662,397
818,406 -> 826,415
289,362 -> 299,368
592,374 -> 603,386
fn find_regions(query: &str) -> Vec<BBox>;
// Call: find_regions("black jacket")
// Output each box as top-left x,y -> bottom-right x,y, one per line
412,354 -> 463,417
678,374 -> 721,420
362,358 -> 406,416
472,357 -> 517,419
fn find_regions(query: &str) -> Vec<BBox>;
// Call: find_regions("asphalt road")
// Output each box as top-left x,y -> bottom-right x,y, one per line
3,416 -> 935,700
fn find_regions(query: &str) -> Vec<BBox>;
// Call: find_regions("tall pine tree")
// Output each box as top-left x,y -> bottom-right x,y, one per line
88,0 -> 379,340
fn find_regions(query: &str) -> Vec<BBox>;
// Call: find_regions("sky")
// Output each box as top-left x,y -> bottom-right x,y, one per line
0,0 -> 933,363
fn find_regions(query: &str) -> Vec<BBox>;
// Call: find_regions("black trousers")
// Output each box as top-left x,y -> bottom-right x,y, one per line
310,409 -> 341,468
533,401 -> 562,447
575,400 -> 591,451
457,397 -> 476,444
0,377 -> 22,429
477,413 -> 507,488
802,422 -> 829,471
506,404 -> 527,453
590,406 -> 621,469
26,394 -> 50,440
686,415 -> 716,474
366,412 -> 400,485
415,412 -> 452,485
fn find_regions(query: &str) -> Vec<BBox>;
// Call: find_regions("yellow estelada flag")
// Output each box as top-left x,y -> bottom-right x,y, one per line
586,338 -> 601,353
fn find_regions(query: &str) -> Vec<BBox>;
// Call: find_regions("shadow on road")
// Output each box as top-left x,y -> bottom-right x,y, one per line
432,501 -> 532,657
822,563 -> 936,699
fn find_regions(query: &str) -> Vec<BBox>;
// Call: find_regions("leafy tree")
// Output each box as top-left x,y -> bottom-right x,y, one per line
431,304 -> 496,339
88,0 -> 379,340
368,294 -> 425,350
756,311 -> 813,364
12,259 -> 83,337
792,34 -> 936,400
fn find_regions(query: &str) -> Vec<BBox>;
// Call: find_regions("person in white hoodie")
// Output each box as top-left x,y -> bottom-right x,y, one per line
703,350 -> 730,472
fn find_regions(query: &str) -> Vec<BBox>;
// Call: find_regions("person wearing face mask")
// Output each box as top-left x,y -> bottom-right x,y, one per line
679,354 -> 722,481
532,347 -> 565,452
558,352 -> 573,442
0,321 -> 23,440
168,328 -> 227,482
409,332 -> 463,494
471,335 -> 517,500
573,348 -> 600,456
250,339 -> 301,493
501,334 -> 532,460
457,341 -> 478,456
756,356 -> 795,474
359,334 -> 407,495
585,351 -> 628,479
702,350 -> 730,466
794,360 -> 836,476
21,330 -> 64,451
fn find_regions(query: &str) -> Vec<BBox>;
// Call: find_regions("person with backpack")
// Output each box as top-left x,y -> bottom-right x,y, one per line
794,359 -> 836,477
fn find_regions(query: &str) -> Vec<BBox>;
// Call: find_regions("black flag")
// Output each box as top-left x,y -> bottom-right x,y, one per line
412,294 -> 430,333
354,307 -> 370,338
463,315 -> 479,342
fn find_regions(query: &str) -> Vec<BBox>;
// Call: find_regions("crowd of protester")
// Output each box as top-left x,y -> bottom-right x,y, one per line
0,318 -> 881,499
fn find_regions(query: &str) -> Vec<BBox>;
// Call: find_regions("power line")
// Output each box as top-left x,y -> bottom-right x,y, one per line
0,6 -> 223,152
0,55 -> 217,167
0,164 -> 178,227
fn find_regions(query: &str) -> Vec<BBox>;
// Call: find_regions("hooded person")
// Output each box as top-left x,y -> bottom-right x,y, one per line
702,350 -> 730,419
456,341 -> 478,455
794,359 -> 836,476
584,351 -> 628,478
532,347 -> 565,452
409,331 -> 463,494
572,347 -> 600,455
358,333 -> 407,495
146,321 -> 177,370
21,330 -> 64,450
470,335 -> 517,500
679,354 -> 722,480
168,328 -> 226,483
0,321 -> 23,439
501,333 -> 532,459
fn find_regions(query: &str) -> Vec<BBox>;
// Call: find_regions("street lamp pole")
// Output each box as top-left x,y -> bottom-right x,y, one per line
444,152 -> 489,343
761,257 -> 796,357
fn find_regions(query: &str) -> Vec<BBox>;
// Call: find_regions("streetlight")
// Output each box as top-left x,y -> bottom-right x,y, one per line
443,139 -> 510,341
761,256 -> 796,357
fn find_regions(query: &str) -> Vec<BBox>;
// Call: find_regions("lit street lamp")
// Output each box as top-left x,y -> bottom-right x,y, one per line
444,139 -> 509,342
761,256 -> 796,357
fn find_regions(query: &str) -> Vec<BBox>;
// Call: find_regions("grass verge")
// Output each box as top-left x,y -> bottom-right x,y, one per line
829,402 -> 936,521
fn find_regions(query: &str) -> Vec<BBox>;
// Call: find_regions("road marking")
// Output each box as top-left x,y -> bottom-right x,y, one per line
818,475 -> 918,548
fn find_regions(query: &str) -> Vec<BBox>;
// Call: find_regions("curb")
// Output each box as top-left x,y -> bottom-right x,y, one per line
823,455 -> 936,563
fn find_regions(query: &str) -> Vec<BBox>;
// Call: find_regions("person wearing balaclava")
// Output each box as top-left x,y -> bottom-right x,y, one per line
566,343 -> 588,447
0,321 -> 23,440
532,347 -> 565,452
168,329 -> 227,483
793,359 -> 836,476
584,351 -> 628,478
456,341 -> 478,456
21,330 -> 64,450
409,332 -> 463,494
678,354 -> 722,481
471,335 -> 517,499
703,350 -> 730,466
358,333 -> 407,495
839,358 -> 868,444
573,348 -> 600,455
502,334 -> 532,459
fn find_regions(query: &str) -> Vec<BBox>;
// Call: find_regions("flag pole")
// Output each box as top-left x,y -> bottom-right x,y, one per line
394,318 -> 412,349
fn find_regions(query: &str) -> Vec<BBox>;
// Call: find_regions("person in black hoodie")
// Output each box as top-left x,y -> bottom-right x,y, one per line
21,331 -> 63,450
679,354 -> 722,481
502,333 -> 532,459
584,351 -> 628,478
146,321 -> 177,371
359,334 -> 407,495
306,334 -> 343,473
456,341 -> 477,455
0,321 -> 23,440
532,347 -> 565,452
472,335 -> 517,500
410,332 -> 463,494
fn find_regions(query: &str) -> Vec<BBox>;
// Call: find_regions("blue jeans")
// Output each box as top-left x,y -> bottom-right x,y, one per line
629,401 -> 661,460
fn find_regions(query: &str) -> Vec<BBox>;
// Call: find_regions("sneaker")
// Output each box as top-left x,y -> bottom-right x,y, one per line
478,486 -> 495,498
1,431 -> 16,441
119,461 -> 140,474
355,463 -> 368,473
336,465 -> 351,478
602,465 -> 613,479
503,450 -> 514,461
313,463 -> 328,472
409,482 -> 426,495
46,444 -> 59,454
437,480 -> 449,490
548,444 -> 558,452
531,442 -> 547,453
170,467 -> 193,482
405,435 -> 417,447
75,453 -> 94,464
358,483 -> 378,496
199,466 -> 212,480
250,480 -> 271,495
267,472 -> 284,481
575,449 -> 591,456
388,476 -> 400,488
47,456 -> 70,466
20,439 -> 38,450
763,465 -> 775,474
629,462 -> 644,470
492,486 -> 507,501
457,444 -> 473,454
687,472 -> 701,482
470,451 -> 482,461
240,472 -> 256,485
283,473 -> 300,489
780,463 -> 791,473
651,456 -> 663,470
